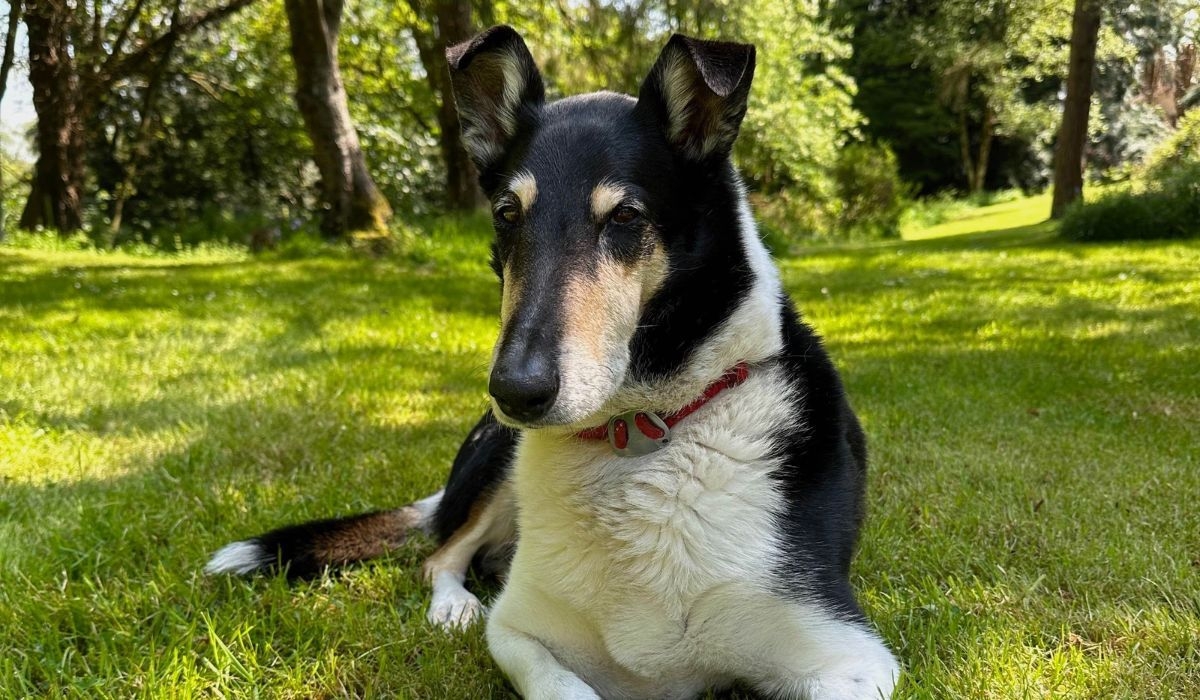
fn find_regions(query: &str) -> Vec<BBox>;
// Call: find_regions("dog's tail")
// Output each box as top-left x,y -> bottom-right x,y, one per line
203,491 -> 443,579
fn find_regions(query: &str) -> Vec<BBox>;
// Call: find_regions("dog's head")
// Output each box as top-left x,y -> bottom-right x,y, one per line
447,26 -> 756,428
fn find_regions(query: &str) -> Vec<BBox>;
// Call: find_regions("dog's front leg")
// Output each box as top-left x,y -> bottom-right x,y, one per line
487,616 -> 599,700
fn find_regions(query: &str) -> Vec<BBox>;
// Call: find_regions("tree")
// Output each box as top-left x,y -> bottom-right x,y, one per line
406,0 -> 482,211
0,0 -> 18,120
19,0 -> 256,234
1051,0 -> 1103,219
0,0 -> 22,239
21,0 -> 84,231
284,0 -> 392,238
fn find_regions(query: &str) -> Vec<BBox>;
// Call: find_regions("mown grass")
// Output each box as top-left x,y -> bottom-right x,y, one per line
2,199 -> 1198,698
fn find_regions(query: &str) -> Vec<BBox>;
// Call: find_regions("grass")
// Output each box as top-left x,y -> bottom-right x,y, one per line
2,197 -> 1198,698
901,192 -> 1055,242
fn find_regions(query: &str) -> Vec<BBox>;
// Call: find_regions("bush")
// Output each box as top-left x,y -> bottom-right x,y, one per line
1143,111 -> 1200,183
1060,161 -> 1200,242
832,142 -> 911,239
753,142 -> 913,248
0,149 -> 30,240
1062,114 -> 1200,243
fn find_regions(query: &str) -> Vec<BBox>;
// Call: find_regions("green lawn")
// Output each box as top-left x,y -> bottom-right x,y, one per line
2,201 -> 1198,698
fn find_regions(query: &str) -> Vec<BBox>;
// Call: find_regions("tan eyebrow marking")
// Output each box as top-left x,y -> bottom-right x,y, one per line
590,182 -> 628,221
509,171 -> 538,212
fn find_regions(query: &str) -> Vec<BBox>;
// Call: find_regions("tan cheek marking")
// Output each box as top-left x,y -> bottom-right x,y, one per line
590,182 -> 628,221
562,236 -> 669,364
500,262 -> 522,327
561,253 -> 657,365
637,240 -> 670,307
564,259 -> 635,362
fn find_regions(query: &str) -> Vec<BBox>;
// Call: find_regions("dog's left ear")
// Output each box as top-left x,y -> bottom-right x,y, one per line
636,34 -> 755,161
446,25 -> 545,172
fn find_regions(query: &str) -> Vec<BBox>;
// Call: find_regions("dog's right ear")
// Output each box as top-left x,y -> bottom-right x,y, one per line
446,26 -> 545,172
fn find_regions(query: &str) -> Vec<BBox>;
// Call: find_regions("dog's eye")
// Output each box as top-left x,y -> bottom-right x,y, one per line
610,206 -> 640,225
495,204 -> 520,225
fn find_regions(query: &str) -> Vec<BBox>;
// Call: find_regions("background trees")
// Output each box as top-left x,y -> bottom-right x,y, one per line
1051,0 -> 1104,219
284,0 -> 391,238
18,0 -> 257,233
0,0 -> 1196,244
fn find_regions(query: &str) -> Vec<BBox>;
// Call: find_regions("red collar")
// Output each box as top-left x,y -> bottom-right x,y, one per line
576,362 -> 750,456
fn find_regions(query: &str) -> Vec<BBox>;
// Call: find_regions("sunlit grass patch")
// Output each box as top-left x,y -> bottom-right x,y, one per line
2,205 -> 1198,697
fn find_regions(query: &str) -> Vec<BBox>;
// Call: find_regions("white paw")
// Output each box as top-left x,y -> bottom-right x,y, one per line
799,669 -> 898,700
426,589 -> 484,629
528,674 -> 601,700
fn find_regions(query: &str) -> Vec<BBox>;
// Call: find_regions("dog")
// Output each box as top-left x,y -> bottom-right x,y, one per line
205,26 -> 900,700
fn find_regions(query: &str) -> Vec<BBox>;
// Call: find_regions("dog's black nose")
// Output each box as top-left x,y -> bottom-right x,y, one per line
489,353 -> 560,422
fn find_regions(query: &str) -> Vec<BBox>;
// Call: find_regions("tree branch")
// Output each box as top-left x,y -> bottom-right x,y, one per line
110,0 -> 258,85
100,0 -> 152,80
0,0 -> 22,108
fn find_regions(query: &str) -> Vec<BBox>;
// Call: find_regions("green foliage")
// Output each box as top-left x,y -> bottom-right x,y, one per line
1142,110 -> 1200,183
88,1 -> 444,238
757,142 -> 909,246
832,142 -> 911,239
837,0 -> 1144,193
1062,111 -> 1200,243
93,3 -> 315,235
341,2 -> 443,212
837,0 -> 961,194
11,0 -> 1188,246
0,146 -> 27,240
1060,166 -> 1200,242
730,0 -> 861,197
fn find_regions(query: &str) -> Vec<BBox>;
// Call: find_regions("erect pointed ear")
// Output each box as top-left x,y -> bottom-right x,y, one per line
446,26 -> 545,172
635,34 -> 755,161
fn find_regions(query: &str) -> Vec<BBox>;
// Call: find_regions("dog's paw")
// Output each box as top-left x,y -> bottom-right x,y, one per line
527,675 -> 602,700
426,589 -> 484,630
779,671 -> 896,700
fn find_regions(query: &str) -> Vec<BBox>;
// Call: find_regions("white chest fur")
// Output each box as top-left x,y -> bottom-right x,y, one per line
495,367 -> 803,696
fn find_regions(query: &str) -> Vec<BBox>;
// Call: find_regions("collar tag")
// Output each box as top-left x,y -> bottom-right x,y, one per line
607,410 -> 671,457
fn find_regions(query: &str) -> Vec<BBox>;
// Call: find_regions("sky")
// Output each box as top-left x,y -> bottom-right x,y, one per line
1,24 -> 35,162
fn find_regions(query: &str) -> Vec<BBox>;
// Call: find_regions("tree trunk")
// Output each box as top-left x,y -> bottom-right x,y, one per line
973,106 -> 994,194
957,102 -> 977,193
1,0 -> 23,239
409,0 -> 482,211
20,0 -> 86,233
0,0 -> 19,107
284,0 -> 391,239
434,0 -> 479,210
1051,0 -> 1102,219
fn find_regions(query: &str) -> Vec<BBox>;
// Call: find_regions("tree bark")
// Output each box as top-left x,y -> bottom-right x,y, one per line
409,0 -> 482,211
1,0 -> 23,239
973,106 -> 994,194
20,0 -> 85,232
284,0 -> 392,239
0,0 -> 19,107
1051,0 -> 1102,219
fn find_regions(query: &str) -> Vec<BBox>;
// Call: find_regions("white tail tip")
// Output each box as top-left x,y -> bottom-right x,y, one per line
204,540 -> 271,575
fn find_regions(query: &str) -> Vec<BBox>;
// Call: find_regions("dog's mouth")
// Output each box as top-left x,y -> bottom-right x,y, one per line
488,374 -> 623,430
488,342 -> 630,430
